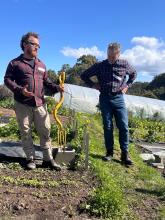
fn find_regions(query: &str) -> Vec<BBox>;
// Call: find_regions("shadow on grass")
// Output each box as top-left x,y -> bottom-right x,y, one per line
135,188 -> 165,201
89,153 -> 103,160
89,153 -> 122,164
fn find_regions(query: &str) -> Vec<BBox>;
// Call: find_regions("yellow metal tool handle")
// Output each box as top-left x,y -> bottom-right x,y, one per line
53,72 -> 65,130
59,71 -> 65,85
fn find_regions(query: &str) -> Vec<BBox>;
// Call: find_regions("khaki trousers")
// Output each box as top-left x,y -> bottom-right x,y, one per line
14,101 -> 53,161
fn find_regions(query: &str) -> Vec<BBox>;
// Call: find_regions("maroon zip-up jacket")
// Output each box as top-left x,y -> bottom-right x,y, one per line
4,54 -> 59,107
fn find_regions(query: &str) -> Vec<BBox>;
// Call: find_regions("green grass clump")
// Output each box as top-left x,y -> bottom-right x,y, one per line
0,175 -> 59,188
77,113 -> 165,219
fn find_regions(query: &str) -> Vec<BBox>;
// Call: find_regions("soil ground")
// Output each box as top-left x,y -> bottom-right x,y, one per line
0,161 -> 98,220
0,107 -> 99,219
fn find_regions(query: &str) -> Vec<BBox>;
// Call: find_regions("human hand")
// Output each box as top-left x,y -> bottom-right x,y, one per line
93,83 -> 100,91
121,85 -> 128,94
22,85 -> 34,97
58,84 -> 65,93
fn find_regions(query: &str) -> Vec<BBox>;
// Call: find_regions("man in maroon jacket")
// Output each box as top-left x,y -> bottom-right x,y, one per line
4,32 -> 63,170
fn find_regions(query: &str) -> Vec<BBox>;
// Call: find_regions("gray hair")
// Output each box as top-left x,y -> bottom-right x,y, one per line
108,42 -> 121,51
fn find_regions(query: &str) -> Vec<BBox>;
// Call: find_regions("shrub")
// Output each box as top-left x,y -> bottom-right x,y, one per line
0,97 -> 14,109
128,116 -> 165,143
0,85 -> 13,99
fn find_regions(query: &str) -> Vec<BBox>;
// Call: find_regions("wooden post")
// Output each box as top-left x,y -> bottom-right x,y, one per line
85,132 -> 89,170
83,126 -> 89,170
82,126 -> 86,150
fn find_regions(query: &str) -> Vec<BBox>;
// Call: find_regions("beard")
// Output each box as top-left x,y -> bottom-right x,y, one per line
27,47 -> 38,58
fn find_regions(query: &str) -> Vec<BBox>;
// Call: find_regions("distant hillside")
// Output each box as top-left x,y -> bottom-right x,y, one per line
147,73 -> 165,89
128,73 -> 165,100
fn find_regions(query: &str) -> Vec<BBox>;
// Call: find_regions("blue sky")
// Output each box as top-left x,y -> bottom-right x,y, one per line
1,0 -> 165,84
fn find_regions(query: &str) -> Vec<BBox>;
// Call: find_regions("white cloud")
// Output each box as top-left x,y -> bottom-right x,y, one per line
61,36 -> 165,77
61,46 -> 105,59
131,36 -> 164,48
121,36 -> 165,76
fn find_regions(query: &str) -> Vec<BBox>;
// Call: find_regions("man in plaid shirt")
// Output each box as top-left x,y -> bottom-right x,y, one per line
81,43 -> 137,165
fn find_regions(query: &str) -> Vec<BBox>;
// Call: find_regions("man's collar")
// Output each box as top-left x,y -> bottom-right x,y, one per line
20,54 -> 41,63
107,59 -> 119,64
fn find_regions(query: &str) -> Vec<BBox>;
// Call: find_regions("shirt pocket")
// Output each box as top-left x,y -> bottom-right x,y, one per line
113,68 -> 125,81
37,74 -> 44,88
37,66 -> 45,74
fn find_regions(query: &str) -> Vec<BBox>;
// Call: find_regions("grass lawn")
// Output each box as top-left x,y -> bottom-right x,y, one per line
77,113 -> 165,220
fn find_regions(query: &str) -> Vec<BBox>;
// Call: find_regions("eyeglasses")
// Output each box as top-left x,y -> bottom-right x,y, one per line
26,41 -> 40,49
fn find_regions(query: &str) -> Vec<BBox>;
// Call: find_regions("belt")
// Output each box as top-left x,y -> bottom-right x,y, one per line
101,91 -> 122,96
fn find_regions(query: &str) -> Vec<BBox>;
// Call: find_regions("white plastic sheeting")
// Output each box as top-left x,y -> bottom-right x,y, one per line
124,95 -> 165,119
54,84 -> 165,119
54,84 -> 100,114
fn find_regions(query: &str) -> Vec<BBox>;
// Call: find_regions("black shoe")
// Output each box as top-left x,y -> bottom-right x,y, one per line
121,152 -> 133,166
102,152 -> 113,161
26,159 -> 36,170
42,159 -> 61,171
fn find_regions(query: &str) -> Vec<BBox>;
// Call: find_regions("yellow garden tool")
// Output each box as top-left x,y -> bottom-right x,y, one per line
53,71 -> 66,149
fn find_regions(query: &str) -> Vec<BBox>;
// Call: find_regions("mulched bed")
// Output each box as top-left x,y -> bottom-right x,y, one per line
0,162 -> 98,219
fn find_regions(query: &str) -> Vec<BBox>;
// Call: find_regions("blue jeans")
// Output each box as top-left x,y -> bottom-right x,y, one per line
99,93 -> 129,155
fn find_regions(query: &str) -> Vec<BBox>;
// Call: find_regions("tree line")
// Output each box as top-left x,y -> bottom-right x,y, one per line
0,55 -> 165,101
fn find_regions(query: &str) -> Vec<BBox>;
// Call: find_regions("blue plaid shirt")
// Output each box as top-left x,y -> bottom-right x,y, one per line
81,59 -> 137,94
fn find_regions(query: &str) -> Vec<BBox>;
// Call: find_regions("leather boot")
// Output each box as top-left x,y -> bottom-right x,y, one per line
26,159 -> 36,170
42,159 -> 61,171
121,151 -> 133,165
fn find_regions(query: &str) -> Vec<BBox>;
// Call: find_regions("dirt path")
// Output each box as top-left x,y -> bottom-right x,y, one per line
0,107 -> 15,117
0,107 -> 69,125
